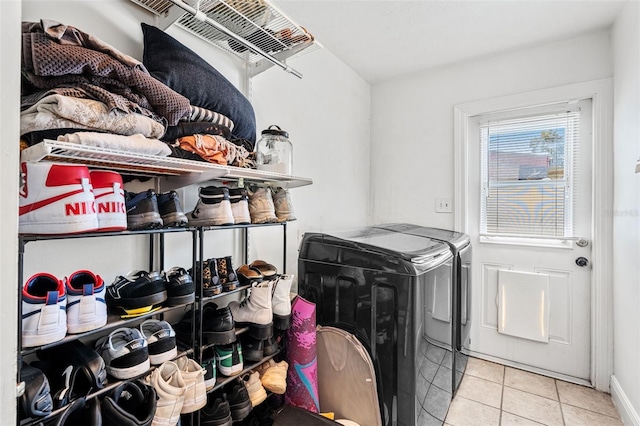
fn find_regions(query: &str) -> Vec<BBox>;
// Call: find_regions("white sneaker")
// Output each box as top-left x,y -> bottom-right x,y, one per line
90,170 -> 127,232
65,270 -> 107,334
148,361 -> 186,426
272,187 -> 296,222
247,187 -> 277,224
175,357 -> 207,413
95,327 -> 150,380
19,162 -> 98,234
228,188 -> 251,225
22,273 -> 67,348
140,319 -> 178,365
187,186 -> 234,226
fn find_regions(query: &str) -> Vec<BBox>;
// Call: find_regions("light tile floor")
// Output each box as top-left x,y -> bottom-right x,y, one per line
445,357 -> 623,426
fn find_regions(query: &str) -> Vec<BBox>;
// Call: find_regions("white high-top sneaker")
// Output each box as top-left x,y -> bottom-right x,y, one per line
65,270 -> 107,334
272,275 -> 293,330
22,273 -> 67,348
148,361 -> 186,426
228,281 -> 273,340
175,357 -> 206,414
90,170 -> 127,232
187,186 -> 234,226
228,188 -> 251,225
19,162 -> 99,234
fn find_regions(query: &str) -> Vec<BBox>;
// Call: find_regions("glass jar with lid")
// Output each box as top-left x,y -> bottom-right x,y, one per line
255,125 -> 293,175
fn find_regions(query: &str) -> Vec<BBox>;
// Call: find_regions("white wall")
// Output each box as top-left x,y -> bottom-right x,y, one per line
370,31 -> 613,229
611,1 -> 640,423
1,1 -> 22,424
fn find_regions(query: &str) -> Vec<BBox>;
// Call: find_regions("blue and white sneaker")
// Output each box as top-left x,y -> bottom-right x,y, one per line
140,319 -> 177,365
95,327 -> 150,380
22,273 -> 67,348
65,270 -> 107,334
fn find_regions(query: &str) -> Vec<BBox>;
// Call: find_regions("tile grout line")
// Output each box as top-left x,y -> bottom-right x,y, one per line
555,379 -> 566,426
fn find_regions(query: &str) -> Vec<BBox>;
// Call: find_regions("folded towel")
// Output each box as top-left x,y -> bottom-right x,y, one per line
57,132 -> 171,156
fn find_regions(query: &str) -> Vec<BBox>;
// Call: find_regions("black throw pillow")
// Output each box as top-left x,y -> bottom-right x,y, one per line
141,23 -> 257,144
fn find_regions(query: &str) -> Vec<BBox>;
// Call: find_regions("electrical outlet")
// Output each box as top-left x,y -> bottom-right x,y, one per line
435,197 -> 453,213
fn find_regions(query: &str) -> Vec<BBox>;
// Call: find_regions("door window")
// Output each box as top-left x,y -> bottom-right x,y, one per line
478,103 -> 582,243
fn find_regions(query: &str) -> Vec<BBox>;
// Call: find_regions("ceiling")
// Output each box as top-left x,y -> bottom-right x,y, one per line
273,0 -> 629,84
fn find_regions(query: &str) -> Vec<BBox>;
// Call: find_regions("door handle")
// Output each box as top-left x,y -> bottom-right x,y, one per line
576,257 -> 589,267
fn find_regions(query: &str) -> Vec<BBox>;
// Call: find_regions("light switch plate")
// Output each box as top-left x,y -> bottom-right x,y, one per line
435,197 -> 453,213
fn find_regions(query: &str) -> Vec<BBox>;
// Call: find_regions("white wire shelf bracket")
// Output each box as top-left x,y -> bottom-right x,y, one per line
129,0 -> 320,78
20,140 -> 313,191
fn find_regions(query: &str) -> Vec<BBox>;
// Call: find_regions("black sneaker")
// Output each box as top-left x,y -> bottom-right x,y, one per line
240,333 -> 264,363
157,190 -> 188,228
19,363 -> 53,419
125,189 -> 163,230
189,259 -> 223,297
56,397 -> 102,425
200,391 -> 232,426
226,379 -> 252,422
165,267 -> 195,306
106,271 -> 167,316
262,334 -> 280,357
95,327 -> 150,380
175,304 -> 236,346
33,340 -> 107,409
202,303 -> 236,345
101,379 -> 157,426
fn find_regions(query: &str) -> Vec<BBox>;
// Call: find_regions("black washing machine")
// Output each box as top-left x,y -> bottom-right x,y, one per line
298,225 -> 460,426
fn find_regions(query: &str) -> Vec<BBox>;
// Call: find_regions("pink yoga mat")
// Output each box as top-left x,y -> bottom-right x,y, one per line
284,295 -> 319,413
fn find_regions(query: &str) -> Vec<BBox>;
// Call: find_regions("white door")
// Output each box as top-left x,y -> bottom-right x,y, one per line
465,99 -> 593,382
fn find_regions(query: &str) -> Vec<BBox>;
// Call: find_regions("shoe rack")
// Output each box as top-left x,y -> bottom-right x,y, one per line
17,227 -> 198,425
17,177 -> 306,425
193,223 -> 288,397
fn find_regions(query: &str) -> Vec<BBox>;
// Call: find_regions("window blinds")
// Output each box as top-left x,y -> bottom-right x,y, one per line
479,107 -> 581,239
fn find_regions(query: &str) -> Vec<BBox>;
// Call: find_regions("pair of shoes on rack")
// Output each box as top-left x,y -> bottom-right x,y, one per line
19,162 -> 127,235
187,186 -> 251,227
228,273 -> 294,341
189,256 -> 239,297
94,319 -> 179,379
30,340 -> 107,411
200,380 -> 251,425
21,270 -> 107,347
26,378 -> 158,425
247,186 -> 296,224
174,302 -> 237,348
241,332 -> 281,363
125,189 -> 188,230
146,357 -> 207,424
254,358 -> 288,395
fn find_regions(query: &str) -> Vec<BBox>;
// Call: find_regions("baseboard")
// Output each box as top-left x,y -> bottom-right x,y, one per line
611,375 -> 640,425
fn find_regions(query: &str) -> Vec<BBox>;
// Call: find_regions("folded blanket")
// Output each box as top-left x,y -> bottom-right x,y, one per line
21,94 -> 165,138
57,132 -> 172,156
22,29 -> 190,126
23,19 -> 146,72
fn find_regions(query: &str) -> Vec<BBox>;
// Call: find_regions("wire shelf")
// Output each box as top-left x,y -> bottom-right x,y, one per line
20,140 -> 313,191
129,0 -> 320,76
